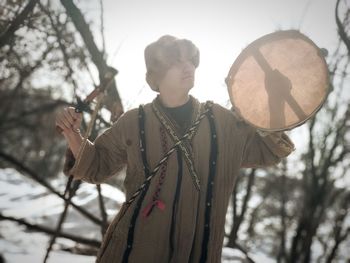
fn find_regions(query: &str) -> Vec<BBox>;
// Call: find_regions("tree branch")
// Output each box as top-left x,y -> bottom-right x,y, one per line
97,184 -> 108,236
0,0 -> 40,48
0,150 -> 102,226
59,0 -> 123,122
335,0 -> 350,56
228,169 -> 256,246
44,180 -> 82,262
0,213 -> 101,248
39,2 -> 80,96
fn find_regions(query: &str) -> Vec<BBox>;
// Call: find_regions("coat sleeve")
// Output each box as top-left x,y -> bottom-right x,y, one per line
63,113 -> 128,184
240,123 -> 295,168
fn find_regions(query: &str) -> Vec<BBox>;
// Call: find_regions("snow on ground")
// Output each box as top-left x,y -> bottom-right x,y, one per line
1,220 -> 95,263
0,168 -> 272,262
0,168 -> 125,263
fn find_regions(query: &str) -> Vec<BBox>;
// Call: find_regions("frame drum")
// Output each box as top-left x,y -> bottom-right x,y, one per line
226,30 -> 329,131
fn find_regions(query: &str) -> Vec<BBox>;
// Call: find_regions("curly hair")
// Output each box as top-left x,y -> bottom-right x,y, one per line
144,35 -> 200,91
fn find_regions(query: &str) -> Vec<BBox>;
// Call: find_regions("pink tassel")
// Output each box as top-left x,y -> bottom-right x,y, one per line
142,200 -> 166,218
155,200 -> 166,210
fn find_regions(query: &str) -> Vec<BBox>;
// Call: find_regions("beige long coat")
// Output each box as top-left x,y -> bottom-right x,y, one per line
65,97 -> 294,263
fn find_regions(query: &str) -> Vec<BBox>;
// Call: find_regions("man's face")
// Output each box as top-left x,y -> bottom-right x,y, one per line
158,56 -> 196,94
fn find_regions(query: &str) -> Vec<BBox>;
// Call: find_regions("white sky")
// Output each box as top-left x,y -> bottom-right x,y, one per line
78,0 -> 349,167
99,0 -> 341,109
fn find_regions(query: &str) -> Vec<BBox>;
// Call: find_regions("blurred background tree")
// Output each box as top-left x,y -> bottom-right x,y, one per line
0,0 -> 123,181
225,0 -> 350,261
0,0 -> 124,260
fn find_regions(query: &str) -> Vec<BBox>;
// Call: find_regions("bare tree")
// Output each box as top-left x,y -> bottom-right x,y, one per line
227,169 -> 256,248
0,0 -> 124,260
226,2 -> 350,262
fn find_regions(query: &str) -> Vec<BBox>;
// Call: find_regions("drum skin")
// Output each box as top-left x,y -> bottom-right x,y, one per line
226,30 -> 329,131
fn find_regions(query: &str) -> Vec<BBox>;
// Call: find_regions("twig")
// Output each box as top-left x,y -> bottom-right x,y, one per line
39,2 -> 80,98
59,0 -> 123,121
43,180 -> 82,263
0,0 -> 39,48
97,184 -> 108,236
222,238 -> 255,263
0,150 -> 102,225
336,0 -> 350,56
99,0 -> 106,55
0,213 -> 101,248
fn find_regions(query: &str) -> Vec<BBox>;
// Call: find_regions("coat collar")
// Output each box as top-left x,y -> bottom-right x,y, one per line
152,95 -> 202,136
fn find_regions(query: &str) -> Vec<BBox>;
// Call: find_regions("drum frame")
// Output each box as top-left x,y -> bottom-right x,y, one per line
225,30 -> 330,132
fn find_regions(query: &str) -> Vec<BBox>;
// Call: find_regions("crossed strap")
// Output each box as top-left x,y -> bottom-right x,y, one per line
123,101 -> 213,211
152,99 -> 203,191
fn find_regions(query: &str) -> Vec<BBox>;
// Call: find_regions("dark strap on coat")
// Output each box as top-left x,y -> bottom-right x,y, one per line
122,105 -> 151,262
169,146 -> 183,260
199,105 -> 218,263
138,104 -> 150,177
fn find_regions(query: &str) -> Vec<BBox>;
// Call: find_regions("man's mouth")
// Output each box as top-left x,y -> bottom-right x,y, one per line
182,75 -> 194,80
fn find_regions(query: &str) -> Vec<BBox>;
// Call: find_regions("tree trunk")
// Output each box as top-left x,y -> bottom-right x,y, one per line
277,163 -> 287,263
59,0 -> 123,122
227,170 -> 256,247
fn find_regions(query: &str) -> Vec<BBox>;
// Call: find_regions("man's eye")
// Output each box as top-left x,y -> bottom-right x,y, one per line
174,60 -> 184,67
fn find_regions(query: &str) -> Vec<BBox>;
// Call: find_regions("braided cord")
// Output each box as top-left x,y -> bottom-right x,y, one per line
124,102 -> 212,209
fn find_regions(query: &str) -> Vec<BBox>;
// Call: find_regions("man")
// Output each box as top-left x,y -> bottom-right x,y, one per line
56,35 -> 295,263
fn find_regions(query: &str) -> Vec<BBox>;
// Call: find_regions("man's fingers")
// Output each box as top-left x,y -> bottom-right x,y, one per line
62,111 -> 75,129
67,107 -> 83,129
67,107 -> 82,121
56,117 -> 70,132
56,109 -> 74,131
67,107 -> 77,120
73,119 -> 82,130
56,107 -> 83,136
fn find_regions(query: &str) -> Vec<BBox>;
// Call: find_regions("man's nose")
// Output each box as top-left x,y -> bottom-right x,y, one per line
182,61 -> 195,72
